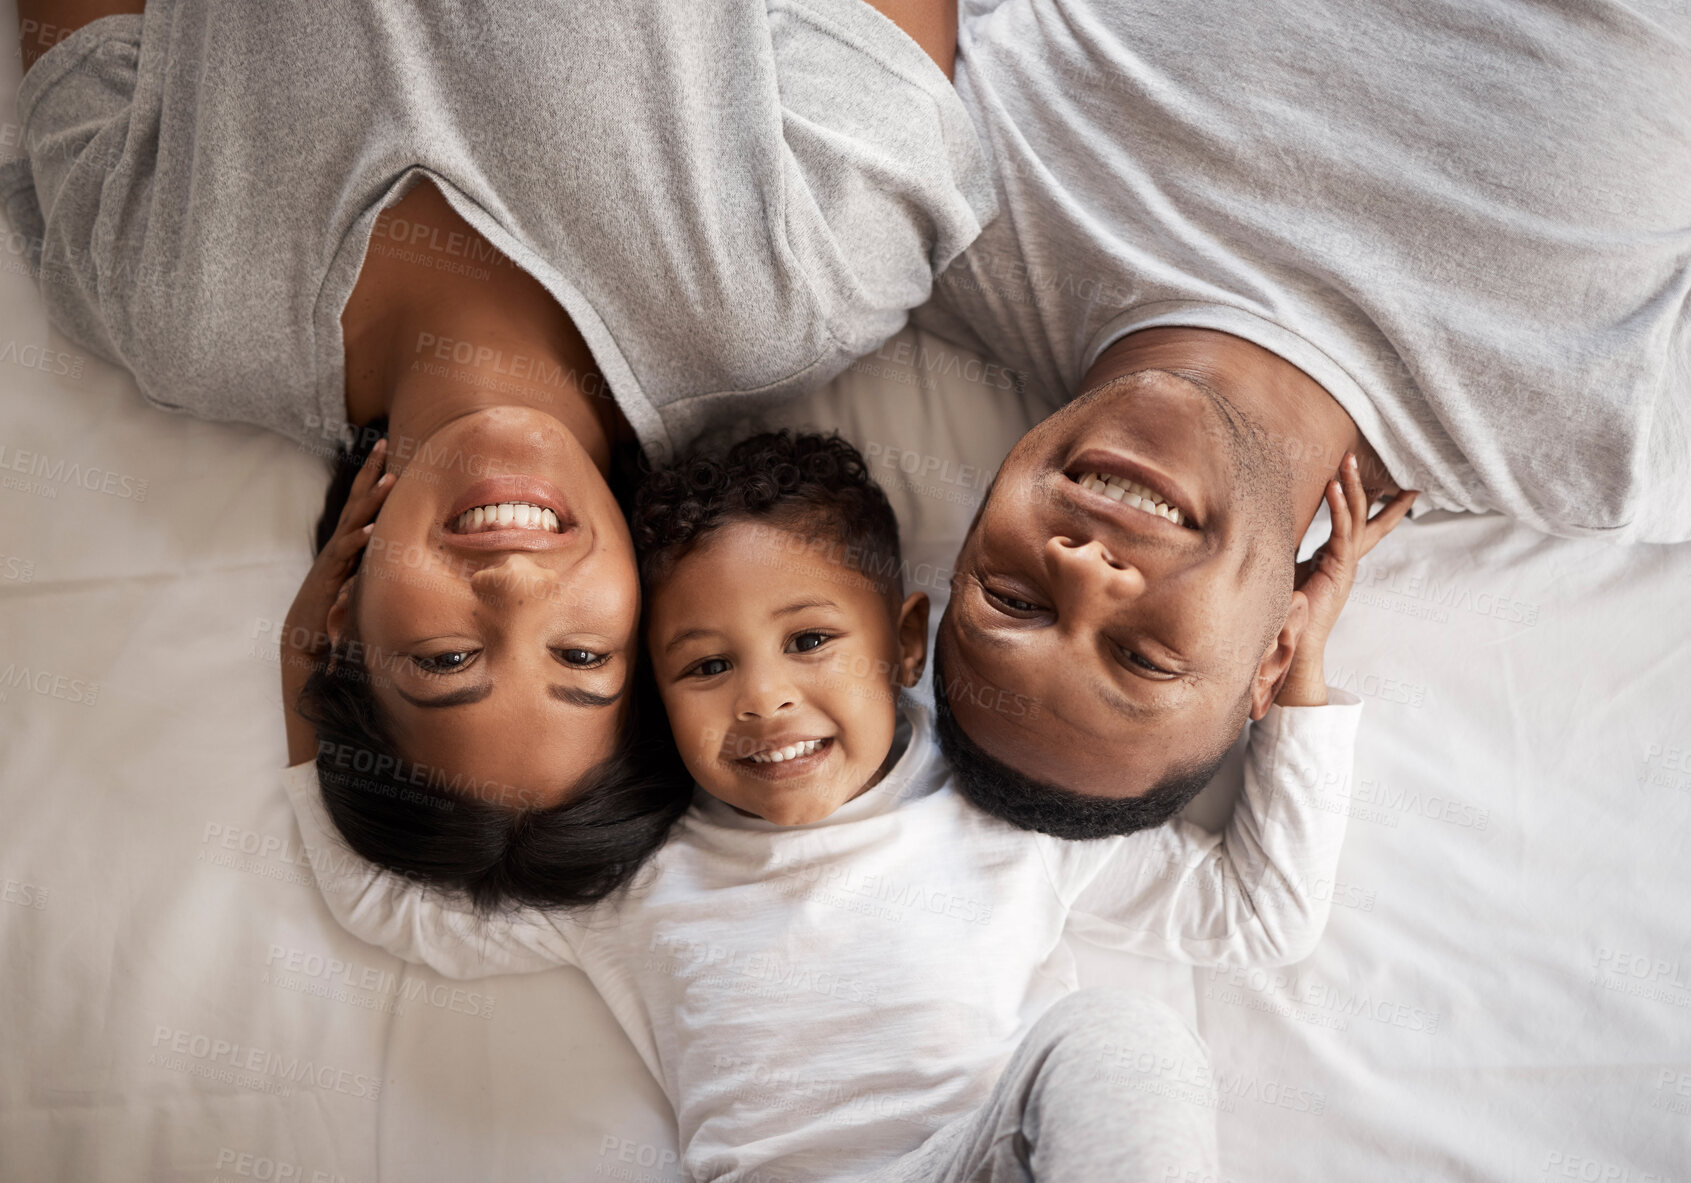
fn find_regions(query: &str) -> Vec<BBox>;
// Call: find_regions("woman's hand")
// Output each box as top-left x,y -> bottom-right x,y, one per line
282,438 -> 392,763
1276,453 -> 1417,707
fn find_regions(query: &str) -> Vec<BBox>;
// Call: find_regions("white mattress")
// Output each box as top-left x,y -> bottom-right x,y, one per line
4,41 -> 1689,1183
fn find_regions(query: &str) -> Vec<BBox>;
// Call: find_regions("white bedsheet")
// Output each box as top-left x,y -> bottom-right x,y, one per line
4,41 -> 1689,1183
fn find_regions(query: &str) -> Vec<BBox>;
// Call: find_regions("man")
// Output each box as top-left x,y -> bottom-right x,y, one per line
921,0 -> 1691,834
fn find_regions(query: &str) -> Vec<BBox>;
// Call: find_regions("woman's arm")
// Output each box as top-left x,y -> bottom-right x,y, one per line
284,764 -> 583,979
860,0 -> 957,79
17,0 -> 146,74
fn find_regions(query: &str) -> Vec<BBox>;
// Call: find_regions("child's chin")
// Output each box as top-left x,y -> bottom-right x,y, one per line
722,780 -> 844,827
762,797 -> 843,826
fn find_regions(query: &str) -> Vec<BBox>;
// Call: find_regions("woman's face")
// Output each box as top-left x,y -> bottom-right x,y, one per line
331,405 -> 639,805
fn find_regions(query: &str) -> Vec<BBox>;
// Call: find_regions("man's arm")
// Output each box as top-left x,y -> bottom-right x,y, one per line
859,0 -> 956,78
18,0 -> 145,74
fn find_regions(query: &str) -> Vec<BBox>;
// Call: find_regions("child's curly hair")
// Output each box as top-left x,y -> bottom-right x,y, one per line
632,430 -> 904,596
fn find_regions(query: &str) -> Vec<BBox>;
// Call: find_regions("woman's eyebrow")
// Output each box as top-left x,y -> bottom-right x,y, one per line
394,684 -> 492,709
394,682 -> 623,709
549,684 -> 624,709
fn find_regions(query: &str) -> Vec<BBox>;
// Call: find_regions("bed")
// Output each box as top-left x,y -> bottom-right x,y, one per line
2,43 -> 1688,1183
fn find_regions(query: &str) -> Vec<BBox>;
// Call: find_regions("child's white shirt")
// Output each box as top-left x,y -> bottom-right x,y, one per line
283,694 -> 1361,1183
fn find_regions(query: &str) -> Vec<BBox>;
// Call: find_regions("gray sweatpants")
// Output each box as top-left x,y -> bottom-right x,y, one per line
864,990 -> 1222,1183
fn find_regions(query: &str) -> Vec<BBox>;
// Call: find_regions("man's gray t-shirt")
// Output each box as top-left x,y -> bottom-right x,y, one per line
0,1 -> 993,462
920,0 -> 1691,542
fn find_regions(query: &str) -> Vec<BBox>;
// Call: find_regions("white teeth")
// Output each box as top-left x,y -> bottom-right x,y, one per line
745,738 -> 828,764
1075,472 -> 1185,526
452,502 -> 563,534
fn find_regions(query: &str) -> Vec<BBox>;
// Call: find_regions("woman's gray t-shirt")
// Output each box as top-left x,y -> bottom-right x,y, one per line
0,1 -> 993,462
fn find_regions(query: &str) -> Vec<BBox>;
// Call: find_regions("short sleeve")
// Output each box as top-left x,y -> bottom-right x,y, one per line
1,15 -> 145,363
768,0 -> 997,355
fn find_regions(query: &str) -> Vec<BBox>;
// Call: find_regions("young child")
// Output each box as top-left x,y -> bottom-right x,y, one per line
284,431 -> 1391,1182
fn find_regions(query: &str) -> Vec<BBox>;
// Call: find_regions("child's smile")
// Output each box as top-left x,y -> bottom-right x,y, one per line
732,735 -> 836,776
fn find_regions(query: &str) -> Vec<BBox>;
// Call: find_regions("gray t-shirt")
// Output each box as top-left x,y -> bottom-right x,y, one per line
919,0 -> 1691,542
0,1 -> 993,462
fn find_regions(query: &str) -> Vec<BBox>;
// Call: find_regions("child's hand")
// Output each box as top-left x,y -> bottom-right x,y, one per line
1277,454 -> 1417,707
282,439 -> 393,762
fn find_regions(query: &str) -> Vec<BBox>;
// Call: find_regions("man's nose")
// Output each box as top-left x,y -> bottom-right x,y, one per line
1045,535 -> 1146,616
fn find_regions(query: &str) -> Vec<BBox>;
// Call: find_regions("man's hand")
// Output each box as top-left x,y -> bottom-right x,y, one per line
281,438 -> 392,763
1277,454 -> 1417,707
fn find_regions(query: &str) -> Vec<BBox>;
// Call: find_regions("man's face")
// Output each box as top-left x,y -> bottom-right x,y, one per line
939,368 -> 1299,797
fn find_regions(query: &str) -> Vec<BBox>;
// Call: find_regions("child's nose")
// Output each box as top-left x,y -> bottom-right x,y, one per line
735,677 -> 799,721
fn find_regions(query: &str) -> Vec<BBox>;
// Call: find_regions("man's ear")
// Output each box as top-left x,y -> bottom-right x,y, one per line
1248,590 -> 1309,720
325,573 -> 359,658
895,592 -> 930,688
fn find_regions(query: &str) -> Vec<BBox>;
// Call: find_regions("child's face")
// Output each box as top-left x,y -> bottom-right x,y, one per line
646,521 -> 928,825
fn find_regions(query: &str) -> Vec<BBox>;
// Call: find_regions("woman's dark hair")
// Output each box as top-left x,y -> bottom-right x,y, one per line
631,429 -> 903,594
298,419 -> 691,912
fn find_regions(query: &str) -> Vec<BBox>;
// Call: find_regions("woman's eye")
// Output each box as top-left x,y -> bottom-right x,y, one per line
414,650 -> 473,674
554,647 -> 608,668
787,632 -> 830,654
690,657 -> 731,678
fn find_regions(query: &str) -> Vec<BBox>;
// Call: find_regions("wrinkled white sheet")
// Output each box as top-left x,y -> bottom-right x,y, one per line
3,39 -> 1688,1183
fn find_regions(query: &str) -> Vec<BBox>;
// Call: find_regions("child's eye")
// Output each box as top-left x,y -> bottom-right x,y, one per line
553,647 -> 609,668
414,650 -> 475,675
787,632 -> 831,654
688,657 -> 732,678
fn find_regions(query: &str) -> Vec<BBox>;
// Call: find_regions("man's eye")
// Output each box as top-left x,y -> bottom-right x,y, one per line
414,650 -> 474,674
689,657 -> 731,678
1122,649 -> 1174,677
554,647 -> 609,668
787,632 -> 831,653
985,588 -> 1043,615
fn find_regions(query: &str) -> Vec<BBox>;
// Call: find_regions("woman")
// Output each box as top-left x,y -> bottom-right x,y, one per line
5,0 -> 992,904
